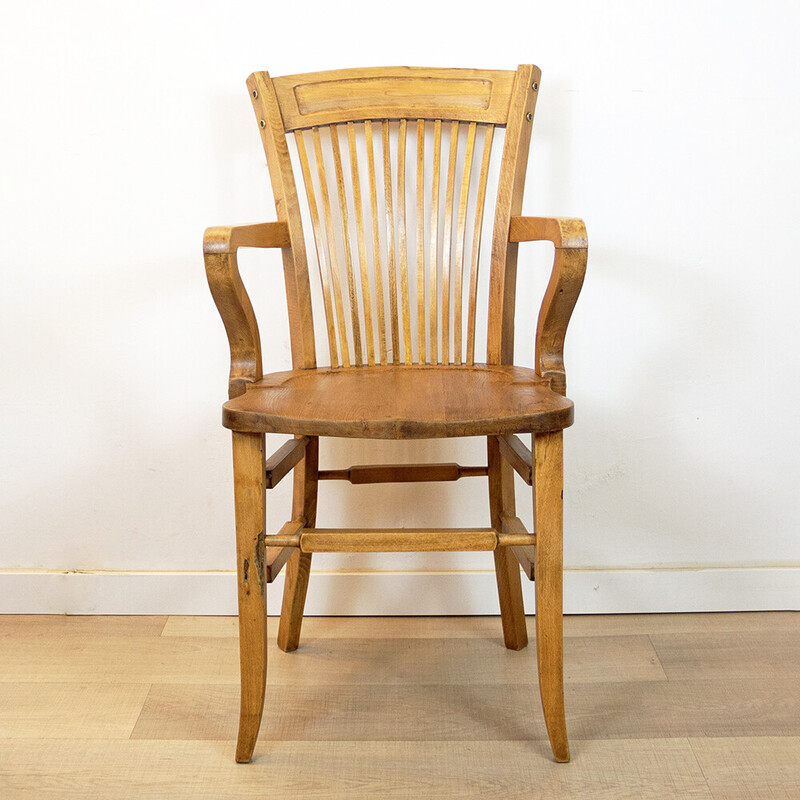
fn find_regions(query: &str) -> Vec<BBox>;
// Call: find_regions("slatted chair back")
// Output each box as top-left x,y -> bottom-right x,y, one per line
247,65 -> 540,370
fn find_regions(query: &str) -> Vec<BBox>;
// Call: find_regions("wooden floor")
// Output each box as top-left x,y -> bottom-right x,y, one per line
0,613 -> 798,798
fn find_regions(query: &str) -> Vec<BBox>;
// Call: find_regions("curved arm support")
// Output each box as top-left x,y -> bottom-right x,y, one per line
510,216 -> 587,396
203,222 -> 291,398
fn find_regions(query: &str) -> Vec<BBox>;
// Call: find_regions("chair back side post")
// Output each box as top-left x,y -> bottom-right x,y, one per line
248,72 -> 318,370
248,65 -> 542,372
486,64 -> 540,365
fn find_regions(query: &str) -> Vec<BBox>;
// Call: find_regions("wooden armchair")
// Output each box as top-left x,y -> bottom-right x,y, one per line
204,65 -> 587,763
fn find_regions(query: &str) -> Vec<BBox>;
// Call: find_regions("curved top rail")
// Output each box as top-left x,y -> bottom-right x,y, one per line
266,66 -> 518,130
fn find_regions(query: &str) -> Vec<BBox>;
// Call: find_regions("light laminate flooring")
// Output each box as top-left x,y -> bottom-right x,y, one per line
0,612 -> 798,799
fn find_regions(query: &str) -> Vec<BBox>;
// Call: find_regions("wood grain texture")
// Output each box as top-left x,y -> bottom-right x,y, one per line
690,737 -> 800,800
396,119 -> 413,363
498,433 -> 533,484
319,462 -> 487,483
453,121 -> 477,364
533,429 -> 569,761
277,436 -> 319,652
0,615 -> 168,636
204,64 -> 589,766
0,738 -> 715,800
330,124 -> 364,366
299,528 -> 497,553
158,612 -> 800,640
203,221 -> 291,254
263,436 -> 308,489
247,72 -> 316,369
466,124 -> 494,365
204,248 -> 263,398
486,64 -> 540,364
222,364 -> 573,439
312,125 -> 351,368
534,242 -> 587,396
649,630 -> 800,681
382,120 -> 400,363
231,431 -> 268,762
294,131 -> 339,366
124,633 -> 665,690
0,683 -> 150,739
5,614 -> 800,797
440,120 -> 459,364
265,519 -> 304,583
416,118 -> 426,362
501,514 -> 536,580
429,118 -> 442,362
347,121 -> 376,366
270,66 -> 517,129
364,120 -> 388,363
488,435 -> 527,650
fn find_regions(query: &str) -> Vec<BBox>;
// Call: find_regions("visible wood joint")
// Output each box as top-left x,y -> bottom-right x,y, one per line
318,463 -> 488,484
265,437 -> 309,489
501,514 -> 536,580
498,435 -> 533,485
496,532 -> 537,547
264,520 -> 304,579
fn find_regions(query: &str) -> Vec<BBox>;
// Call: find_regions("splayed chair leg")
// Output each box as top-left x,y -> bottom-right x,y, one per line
232,431 -> 268,763
533,430 -> 569,762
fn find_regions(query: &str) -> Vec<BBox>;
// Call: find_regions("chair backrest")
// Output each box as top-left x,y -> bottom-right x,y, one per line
248,65 -> 541,370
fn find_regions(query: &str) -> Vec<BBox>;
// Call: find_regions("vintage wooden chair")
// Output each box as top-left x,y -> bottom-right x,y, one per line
204,65 -> 587,763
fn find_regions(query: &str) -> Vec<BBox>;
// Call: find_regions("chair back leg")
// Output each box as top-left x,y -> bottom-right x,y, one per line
488,435 -> 528,650
277,436 -> 319,652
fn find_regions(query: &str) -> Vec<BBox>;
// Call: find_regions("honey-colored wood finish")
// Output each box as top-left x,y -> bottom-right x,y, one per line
204,64 -> 587,763
263,436 -> 308,489
222,365 -> 573,439
231,432 -> 268,763
533,430 -> 569,762
498,433 -> 533,485
488,435 -> 528,650
277,436 -> 318,652
319,462 -> 488,483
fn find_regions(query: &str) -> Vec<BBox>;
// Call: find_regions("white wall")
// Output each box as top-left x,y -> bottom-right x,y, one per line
1,0 -> 798,613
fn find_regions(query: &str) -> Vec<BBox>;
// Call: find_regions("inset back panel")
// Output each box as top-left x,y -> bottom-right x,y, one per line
272,67 -> 516,129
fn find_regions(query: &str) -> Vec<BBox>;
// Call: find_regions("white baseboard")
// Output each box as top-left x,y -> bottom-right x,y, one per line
0,566 -> 797,614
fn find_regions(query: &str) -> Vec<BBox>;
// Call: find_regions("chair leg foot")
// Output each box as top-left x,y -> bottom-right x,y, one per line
232,432 -> 268,763
277,550 -> 312,652
533,430 -> 569,763
494,547 -> 528,650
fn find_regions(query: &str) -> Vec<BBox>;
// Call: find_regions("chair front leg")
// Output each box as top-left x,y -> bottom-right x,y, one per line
488,436 -> 528,650
277,435 -> 319,652
533,430 -> 569,762
232,431 -> 268,763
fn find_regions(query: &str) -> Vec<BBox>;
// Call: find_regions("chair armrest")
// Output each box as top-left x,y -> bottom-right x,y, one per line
203,222 -> 290,399
509,216 -> 587,249
510,216 -> 587,396
203,221 -> 291,254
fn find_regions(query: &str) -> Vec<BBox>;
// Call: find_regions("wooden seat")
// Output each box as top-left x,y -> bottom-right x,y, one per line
222,365 -> 573,438
204,65 -> 587,765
